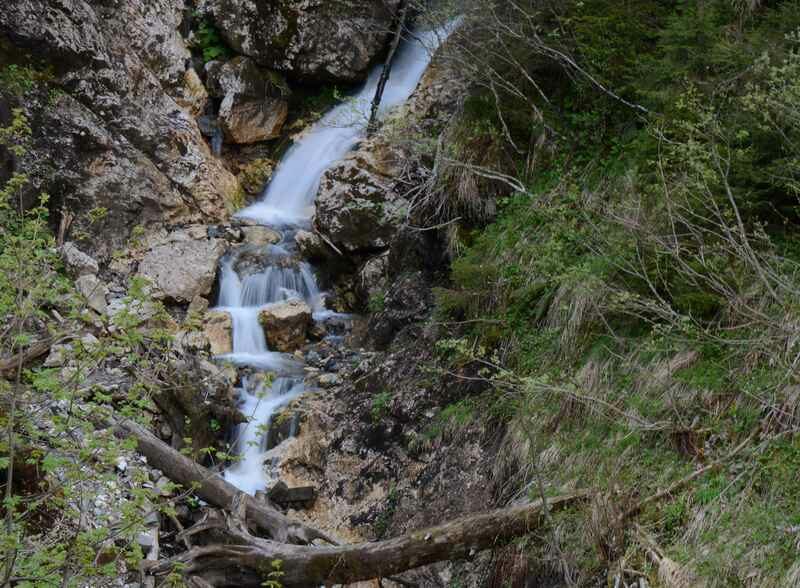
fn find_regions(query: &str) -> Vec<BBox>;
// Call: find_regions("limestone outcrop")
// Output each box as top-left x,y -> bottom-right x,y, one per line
206,57 -> 289,144
137,228 -> 227,303
202,0 -> 401,82
0,0 -> 239,262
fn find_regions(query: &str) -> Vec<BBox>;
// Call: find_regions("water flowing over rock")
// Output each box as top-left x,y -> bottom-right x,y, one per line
138,230 -> 227,303
259,299 -> 312,352
0,0 -> 239,261
313,41 -> 468,258
206,57 -> 289,144
202,0 -> 402,83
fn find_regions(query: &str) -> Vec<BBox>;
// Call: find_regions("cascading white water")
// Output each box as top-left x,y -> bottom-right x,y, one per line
217,24 -> 455,495
224,376 -> 305,495
236,25 -> 455,227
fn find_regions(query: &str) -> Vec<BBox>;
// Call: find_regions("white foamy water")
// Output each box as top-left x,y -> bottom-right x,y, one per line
223,376 -> 304,495
236,26 -> 455,227
218,24 -> 455,495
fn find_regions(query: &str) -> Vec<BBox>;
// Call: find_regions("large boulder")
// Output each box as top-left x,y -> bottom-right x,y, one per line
202,0 -> 401,83
138,229 -> 227,303
206,57 -> 289,144
259,299 -> 312,352
203,311 -> 233,355
0,0 -> 239,261
314,140 -> 407,253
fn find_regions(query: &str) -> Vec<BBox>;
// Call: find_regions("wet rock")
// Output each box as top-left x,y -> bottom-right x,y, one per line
314,142 -> 407,253
60,242 -> 99,277
241,225 -> 281,246
238,158 -> 275,196
75,274 -> 109,315
259,299 -> 312,352
138,230 -> 226,302
206,57 -> 289,144
203,311 -> 233,355
295,229 -> 331,259
204,0 -> 401,83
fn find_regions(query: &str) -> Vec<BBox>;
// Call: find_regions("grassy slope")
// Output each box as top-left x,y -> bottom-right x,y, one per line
426,1 -> 800,585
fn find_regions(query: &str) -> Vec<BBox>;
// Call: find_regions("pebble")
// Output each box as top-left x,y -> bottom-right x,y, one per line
318,373 -> 341,388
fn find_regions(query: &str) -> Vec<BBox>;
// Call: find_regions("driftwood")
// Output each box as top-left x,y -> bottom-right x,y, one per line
150,492 -> 585,586
113,419 -> 336,545
114,418 -> 586,585
0,338 -> 52,377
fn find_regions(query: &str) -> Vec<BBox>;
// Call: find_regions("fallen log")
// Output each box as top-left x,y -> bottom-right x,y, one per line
0,338 -> 53,377
153,491 -> 586,586
112,419 -> 336,545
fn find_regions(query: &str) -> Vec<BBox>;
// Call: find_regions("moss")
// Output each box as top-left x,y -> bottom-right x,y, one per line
237,158 -> 275,196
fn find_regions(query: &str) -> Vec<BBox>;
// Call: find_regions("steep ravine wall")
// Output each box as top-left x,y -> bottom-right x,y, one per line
0,2 -> 523,585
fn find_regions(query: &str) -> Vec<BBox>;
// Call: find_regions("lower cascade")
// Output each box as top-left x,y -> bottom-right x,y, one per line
213,25 -> 453,497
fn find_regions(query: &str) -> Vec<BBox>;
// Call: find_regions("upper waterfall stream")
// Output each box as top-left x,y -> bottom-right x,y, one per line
215,25 -> 453,496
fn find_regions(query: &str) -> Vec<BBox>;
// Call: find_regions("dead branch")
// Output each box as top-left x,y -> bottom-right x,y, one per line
0,338 -> 53,377
153,492 -> 586,586
111,419 -> 337,546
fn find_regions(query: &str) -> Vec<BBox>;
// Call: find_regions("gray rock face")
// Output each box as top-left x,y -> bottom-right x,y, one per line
75,274 -> 109,315
206,57 -> 289,143
60,242 -> 100,277
0,0 -> 239,261
138,229 -> 227,303
259,299 -> 312,352
314,142 -> 408,253
202,0 -> 401,82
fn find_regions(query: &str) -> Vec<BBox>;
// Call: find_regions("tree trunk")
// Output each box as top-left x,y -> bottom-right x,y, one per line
112,419 -> 336,545
154,492 -> 585,586
367,0 -> 410,135
114,419 -> 586,586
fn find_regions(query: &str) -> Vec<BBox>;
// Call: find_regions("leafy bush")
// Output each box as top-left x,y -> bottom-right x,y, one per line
192,18 -> 231,63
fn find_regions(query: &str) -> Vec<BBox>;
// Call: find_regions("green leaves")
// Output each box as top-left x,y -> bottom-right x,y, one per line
193,19 -> 232,63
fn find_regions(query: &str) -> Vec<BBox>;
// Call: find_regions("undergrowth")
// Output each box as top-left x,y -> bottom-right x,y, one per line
423,1 -> 800,585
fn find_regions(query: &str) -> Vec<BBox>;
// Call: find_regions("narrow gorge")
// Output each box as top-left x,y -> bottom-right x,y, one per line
4,1 -> 800,586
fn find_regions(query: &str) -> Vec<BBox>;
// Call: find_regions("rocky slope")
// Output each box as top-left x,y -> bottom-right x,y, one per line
0,3 -> 520,585
0,0 -> 240,262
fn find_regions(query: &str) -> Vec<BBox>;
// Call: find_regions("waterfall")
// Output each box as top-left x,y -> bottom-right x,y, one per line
235,26 -> 454,227
216,24 -> 454,495
223,376 -> 305,495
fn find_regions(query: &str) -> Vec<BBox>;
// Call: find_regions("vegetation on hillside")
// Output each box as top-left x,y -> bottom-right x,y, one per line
420,0 -> 800,585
